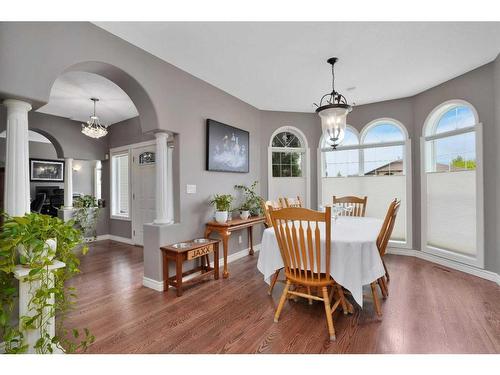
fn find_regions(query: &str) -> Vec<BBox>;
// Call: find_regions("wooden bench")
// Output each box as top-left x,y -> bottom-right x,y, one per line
160,238 -> 220,297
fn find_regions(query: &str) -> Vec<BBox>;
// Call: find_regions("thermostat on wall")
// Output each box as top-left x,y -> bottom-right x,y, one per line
186,184 -> 196,194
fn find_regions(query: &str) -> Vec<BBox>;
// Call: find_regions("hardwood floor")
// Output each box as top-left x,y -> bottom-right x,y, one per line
65,240 -> 500,354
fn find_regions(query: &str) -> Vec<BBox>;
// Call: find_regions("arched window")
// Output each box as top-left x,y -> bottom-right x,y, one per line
268,127 -> 310,207
422,100 -> 483,268
319,119 -> 411,246
361,120 -> 407,176
271,129 -> 306,177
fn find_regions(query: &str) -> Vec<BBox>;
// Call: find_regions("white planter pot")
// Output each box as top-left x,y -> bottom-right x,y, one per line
18,238 -> 57,264
215,211 -> 228,223
239,210 -> 250,220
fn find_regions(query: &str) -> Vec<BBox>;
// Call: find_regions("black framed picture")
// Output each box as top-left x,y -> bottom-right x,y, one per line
206,119 -> 249,173
30,159 -> 65,182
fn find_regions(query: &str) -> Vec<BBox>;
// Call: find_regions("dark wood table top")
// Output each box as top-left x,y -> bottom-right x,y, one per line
206,216 -> 266,228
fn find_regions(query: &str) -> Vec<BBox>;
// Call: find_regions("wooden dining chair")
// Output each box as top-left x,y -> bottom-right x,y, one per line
332,195 -> 367,217
369,198 -> 401,316
260,199 -> 283,229
269,206 -> 347,341
280,196 -> 303,208
261,199 -> 286,295
377,199 -> 401,284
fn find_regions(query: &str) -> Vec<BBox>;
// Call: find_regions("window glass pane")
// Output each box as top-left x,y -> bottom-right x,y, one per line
323,149 -> 359,177
112,154 -> 129,217
363,123 -> 405,144
281,152 -> 291,164
435,106 -> 475,135
272,131 -> 302,148
321,127 -> 358,148
272,164 -> 280,177
427,132 -> 476,172
280,165 -> 291,177
272,151 -> 302,178
363,145 -> 404,175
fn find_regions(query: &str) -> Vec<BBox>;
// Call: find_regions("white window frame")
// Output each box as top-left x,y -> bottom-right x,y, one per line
420,100 -> 484,268
110,150 -> 131,221
93,160 -> 102,201
268,126 -> 311,208
318,119 -> 413,249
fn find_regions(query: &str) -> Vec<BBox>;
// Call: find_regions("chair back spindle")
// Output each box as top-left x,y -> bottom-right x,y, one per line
281,196 -> 303,208
332,195 -> 367,217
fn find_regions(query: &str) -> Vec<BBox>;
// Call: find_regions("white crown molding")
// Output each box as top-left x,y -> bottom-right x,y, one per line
387,247 -> 500,285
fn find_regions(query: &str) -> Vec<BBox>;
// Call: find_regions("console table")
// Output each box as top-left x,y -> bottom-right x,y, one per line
205,216 -> 266,279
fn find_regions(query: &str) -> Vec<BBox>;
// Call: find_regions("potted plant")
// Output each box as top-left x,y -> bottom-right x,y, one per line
209,194 -> 233,223
234,181 -> 263,216
239,202 -> 251,220
0,213 -> 95,353
73,195 -> 101,241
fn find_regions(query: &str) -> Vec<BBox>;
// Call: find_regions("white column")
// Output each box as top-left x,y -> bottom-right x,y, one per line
3,99 -> 31,216
167,144 -> 174,223
64,158 -> 73,209
154,132 -> 170,224
14,260 -> 65,353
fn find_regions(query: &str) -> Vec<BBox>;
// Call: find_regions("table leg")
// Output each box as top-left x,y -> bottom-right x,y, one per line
248,226 -> 254,255
214,243 -> 219,280
176,256 -> 183,297
162,252 -> 169,292
221,230 -> 230,278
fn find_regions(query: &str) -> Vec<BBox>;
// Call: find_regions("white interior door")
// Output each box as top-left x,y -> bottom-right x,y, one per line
131,144 -> 156,246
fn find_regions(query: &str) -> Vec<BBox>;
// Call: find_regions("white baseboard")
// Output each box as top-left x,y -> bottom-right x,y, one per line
142,244 -> 261,291
387,247 -> 500,285
142,276 -> 164,292
91,234 -> 134,245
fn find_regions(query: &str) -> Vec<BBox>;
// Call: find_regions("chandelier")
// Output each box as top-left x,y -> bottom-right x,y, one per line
314,57 -> 352,149
81,98 -> 108,139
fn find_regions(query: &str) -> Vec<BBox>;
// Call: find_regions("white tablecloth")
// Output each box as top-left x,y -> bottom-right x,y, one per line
257,217 -> 385,307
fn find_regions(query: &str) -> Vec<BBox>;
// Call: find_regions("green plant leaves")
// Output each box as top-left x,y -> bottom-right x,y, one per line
0,212 -> 94,354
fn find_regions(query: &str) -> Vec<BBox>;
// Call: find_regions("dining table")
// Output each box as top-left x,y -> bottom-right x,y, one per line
257,216 -> 385,307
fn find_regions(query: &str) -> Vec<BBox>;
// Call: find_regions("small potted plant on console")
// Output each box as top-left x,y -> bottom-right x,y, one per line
239,201 -> 251,220
209,194 -> 234,223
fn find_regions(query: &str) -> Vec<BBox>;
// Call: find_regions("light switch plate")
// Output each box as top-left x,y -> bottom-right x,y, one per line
186,184 -> 197,194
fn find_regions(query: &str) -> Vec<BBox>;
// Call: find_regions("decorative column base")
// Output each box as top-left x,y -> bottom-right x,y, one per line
58,208 -> 75,222
13,260 -> 65,354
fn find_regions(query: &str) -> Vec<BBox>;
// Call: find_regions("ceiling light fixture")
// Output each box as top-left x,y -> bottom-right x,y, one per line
81,98 -> 108,139
314,57 -> 352,149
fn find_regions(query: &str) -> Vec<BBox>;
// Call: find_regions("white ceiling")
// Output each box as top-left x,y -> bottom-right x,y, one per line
37,71 -> 139,125
95,22 -> 500,112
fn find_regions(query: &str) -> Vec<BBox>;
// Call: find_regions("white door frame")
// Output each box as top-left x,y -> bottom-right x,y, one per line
110,139 -> 156,243
267,126 -> 311,208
